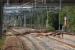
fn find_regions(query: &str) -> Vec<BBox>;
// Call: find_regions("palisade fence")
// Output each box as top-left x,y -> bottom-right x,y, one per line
3,2 -> 59,31
2,2 -> 75,33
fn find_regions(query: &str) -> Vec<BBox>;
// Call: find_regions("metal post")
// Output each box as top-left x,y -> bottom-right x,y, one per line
59,0 -> 62,30
46,11 -> 48,28
31,3 -> 33,28
44,0 -> 48,28
7,0 -> 9,5
45,1 -> 49,29
34,0 -> 36,11
34,0 -> 37,29
24,15 -> 26,27
0,3 -> 3,37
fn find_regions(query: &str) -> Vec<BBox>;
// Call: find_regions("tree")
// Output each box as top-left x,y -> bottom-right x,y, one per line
60,6 -> 75,32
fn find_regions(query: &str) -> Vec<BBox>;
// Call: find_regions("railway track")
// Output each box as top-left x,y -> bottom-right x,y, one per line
48,36 -> 75,49
26,34 -> 75,50
3,29 -> 75,50
3,30 -> 28,50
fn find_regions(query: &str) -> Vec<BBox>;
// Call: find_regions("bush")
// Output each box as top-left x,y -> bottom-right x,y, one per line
47,26 -> 55,32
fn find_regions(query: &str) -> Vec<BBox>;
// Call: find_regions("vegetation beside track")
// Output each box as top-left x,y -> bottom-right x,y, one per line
0,36 -> 5,49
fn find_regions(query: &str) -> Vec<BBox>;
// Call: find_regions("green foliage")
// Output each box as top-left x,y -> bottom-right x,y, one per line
60,6 -> 75,32
48,12 -> 60,30
0,37 -> 5,48
47,26 -> 55,31
48,12 -> 55,31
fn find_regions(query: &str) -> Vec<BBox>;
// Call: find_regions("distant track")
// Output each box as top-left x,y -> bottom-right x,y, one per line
48,36 -> 75,49
24,35 -> 53,50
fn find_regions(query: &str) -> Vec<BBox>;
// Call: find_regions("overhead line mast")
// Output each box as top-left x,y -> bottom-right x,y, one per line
59,0 -> 62,30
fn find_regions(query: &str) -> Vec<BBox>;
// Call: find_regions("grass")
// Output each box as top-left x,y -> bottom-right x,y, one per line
0,36 -> 5,48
